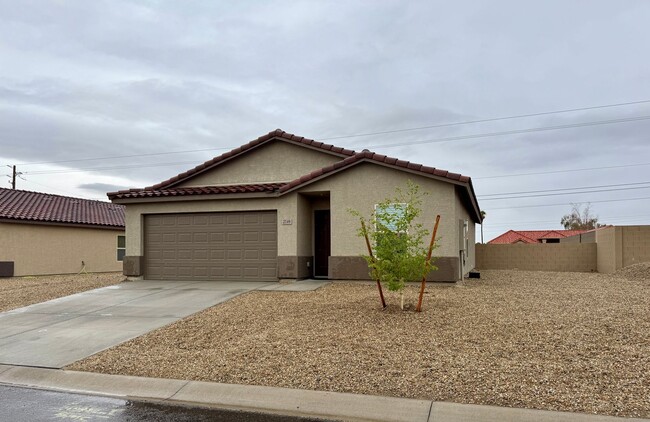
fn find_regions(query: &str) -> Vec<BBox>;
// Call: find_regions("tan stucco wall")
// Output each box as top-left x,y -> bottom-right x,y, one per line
0,222 -> 123,276
595,226 -> 619,273
455,192 -> 476,275
177,141 -> 342,187
121,161 -> 478,281
596,225 -> 650,273
295,163 -> 463,258
124,196 -> 299,257
476,243 -> 597,272
621,226 -> 650,267
296,195 -> 313,257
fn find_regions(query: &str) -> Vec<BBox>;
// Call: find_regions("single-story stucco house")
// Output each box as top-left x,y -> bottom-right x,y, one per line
108,129 -> 482,282
0,188 -> 125,277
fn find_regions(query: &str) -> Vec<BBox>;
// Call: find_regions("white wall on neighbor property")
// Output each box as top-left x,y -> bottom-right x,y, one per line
175,140 -> 342,188
0,222 -> 123,276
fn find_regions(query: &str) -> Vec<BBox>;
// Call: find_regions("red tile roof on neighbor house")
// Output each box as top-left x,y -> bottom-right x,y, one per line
488,229 -> 587,244
0,188 -> 125,228
108,130 -> 481,221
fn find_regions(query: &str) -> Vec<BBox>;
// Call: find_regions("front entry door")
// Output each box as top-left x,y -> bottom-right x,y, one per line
314,210 -> 331,278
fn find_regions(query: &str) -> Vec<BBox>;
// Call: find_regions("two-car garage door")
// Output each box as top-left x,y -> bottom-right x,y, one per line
144,211 -> 277,281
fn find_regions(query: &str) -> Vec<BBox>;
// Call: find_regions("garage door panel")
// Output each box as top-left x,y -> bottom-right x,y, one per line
243,231 -> 259,242
209,215 -> 225,225
261,267 -> 277,278
193,233 -> 208,243
261,231 -> 276,242
144,211 -> 277,281
177,233 -> 192,243
226,232 -> 243,243
210,233 -> 225,243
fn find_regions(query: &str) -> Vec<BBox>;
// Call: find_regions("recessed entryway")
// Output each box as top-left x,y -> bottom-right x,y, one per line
314,209 -> 331,278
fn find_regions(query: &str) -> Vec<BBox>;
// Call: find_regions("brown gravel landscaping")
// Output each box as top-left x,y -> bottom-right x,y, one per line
0,273 -> 125,312
68,269 -> 650,418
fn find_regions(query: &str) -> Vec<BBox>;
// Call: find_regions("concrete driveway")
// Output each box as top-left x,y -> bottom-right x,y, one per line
0,280 -> 274,369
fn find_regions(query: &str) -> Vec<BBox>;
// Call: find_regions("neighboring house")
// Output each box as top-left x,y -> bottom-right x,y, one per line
488,229 -> 587,244
108,129 -> 482,282
0,188 -> 125,277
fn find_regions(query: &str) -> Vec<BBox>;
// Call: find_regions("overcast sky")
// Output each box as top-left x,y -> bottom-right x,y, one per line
1,0 -> 650,242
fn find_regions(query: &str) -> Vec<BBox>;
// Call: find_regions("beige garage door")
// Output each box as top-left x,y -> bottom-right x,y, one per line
144,211 -> 277,281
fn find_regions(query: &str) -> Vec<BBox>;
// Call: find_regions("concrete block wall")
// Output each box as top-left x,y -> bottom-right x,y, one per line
476,243 -> 597,272
595,226 -> 618,273
621,226 -> 650,267
477,225 -> 650,274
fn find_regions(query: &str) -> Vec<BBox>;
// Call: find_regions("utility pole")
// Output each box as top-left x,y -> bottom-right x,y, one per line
6,165 -> 23,189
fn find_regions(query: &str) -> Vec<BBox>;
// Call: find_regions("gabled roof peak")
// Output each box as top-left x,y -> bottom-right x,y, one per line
132,129 -> 356,193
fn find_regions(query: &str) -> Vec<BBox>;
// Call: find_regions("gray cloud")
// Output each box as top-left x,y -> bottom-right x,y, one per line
0,0 -> 649,234
78,182 -> 127,195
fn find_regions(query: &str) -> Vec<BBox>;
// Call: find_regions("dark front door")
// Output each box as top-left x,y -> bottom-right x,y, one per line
314,210 -> 331,278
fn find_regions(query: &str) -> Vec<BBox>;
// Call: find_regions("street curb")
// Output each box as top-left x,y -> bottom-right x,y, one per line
0,365 -> 647,422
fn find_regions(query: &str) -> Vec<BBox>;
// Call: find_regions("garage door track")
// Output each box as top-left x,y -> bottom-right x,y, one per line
0,280 -> 273,368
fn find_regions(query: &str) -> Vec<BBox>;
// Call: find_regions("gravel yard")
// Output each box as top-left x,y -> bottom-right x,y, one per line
69,269 -> 650,418
0,273 -> 125,312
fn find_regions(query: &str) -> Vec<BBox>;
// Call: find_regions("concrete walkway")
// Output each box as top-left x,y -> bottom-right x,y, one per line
0,365 -> 646,422
0,279 -> 326,368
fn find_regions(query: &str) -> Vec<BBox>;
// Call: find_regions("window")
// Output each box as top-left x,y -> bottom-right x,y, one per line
117,235 -> 126,261
375,203 -> 406,232
375,203 -> 407,255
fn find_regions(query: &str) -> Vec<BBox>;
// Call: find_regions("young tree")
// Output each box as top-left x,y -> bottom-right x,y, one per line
350,181 -> 437,310
561,203 -> 599,230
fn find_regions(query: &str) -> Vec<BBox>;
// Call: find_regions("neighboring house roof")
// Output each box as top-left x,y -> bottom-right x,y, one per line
0,188 -> 125,228
108,129 -> 482,222
488,229 -> 587,244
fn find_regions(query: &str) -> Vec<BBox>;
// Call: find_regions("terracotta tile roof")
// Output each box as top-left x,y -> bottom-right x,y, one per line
110,183 -> 286,199
488,229 -> 588,244
279,149 -> 471,194
108,130 -> 482,222
142,129 -> 355,191
0,188 -> 124,228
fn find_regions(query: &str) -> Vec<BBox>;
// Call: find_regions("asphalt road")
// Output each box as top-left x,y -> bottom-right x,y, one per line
0,384 -> 334,422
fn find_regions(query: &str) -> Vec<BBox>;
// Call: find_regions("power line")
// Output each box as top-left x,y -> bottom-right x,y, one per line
362,115 -> 650,149
22,178 -> 93,199
478,180 -> 650,198
319,99 -> 650,140
479,185 -> 650,201
24,160 -> 199,176
475,162 -> 650,180
489,196 -> 650,210
482,214 -> 650,228
18,115 -> 650,176
20,148 -> 230,167
16,99 -> 650,168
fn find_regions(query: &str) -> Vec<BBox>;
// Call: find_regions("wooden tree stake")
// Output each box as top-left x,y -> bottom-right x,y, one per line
361,220 -> 386,308
416,215 -> 441,312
